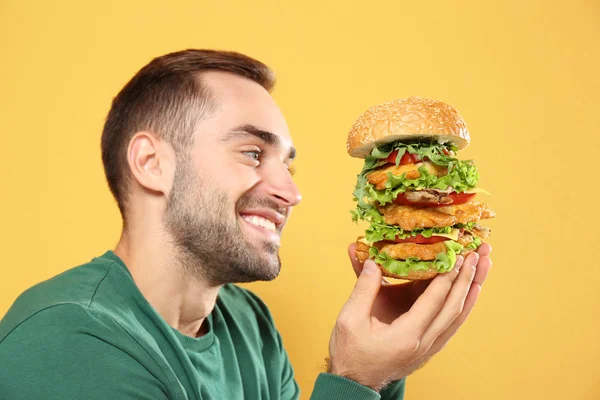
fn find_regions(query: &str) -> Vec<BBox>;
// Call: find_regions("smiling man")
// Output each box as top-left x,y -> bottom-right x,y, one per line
0,50 -> 492,399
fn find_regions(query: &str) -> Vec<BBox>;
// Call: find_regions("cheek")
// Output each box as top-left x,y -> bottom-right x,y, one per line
217,163 -> 260,202
190,149 -> 260,202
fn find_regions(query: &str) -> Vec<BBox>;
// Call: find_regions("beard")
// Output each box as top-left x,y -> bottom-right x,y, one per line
163,157 -> 283,285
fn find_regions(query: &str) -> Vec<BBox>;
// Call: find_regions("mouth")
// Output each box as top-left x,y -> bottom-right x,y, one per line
239,208 -> 285,243
241,215 -> 277,232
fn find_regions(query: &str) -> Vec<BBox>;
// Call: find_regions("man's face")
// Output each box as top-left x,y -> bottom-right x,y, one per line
164,71 -> 301,285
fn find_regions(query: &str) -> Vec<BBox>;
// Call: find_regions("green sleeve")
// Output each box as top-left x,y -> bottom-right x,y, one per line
381,379 -> 406,399
0,304 -> 170,400
309,374 -> 406,400
309,373 -> 381,400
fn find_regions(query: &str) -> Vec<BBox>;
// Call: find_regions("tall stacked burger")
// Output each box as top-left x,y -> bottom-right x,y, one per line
349,97 -> 495,280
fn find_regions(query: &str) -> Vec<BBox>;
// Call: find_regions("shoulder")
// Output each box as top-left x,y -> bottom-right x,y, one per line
0,300 -> 163,377
2,302 -> 116,342
0,252 -> 121,343
0,302 -> 136,373
0,303 -> 170,399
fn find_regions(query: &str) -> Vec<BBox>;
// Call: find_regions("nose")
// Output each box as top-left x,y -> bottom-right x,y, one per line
261,160 -> 302,207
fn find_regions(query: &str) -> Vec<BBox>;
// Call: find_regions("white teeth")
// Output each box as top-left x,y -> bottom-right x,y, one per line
242,215 -> 276,232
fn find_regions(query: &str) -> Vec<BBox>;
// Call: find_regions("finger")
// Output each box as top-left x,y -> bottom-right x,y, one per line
349,243 -> 390,285
414,275 -> 483,364
340,259 -> 383,320
394,255 -> 465,335
473,256 -> 492,287
419,252 -> 479,349
348,243 -> 363,278
477,242 -> 492,257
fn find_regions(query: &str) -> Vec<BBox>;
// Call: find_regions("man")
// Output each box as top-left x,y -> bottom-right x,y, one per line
0,50 -> 492,399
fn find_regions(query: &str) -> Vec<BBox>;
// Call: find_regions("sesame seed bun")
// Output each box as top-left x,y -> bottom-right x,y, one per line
346,97 -> 471,158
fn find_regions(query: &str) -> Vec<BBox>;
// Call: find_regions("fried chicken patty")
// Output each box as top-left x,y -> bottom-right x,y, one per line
456,232 -> 475,248
379,198 -> 495,230
471,224 -> 491,239
378,204 -> 456,230
436,199 -> 495,224
376,241 -> 447,261
357,237 -> 450,262
355,240 -> 372,263
354,239 -> 440,280
367,162 -> 448,190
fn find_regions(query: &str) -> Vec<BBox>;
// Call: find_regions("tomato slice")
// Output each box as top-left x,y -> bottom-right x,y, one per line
393,192 -> 475,207
393,235 -> 448,244
384,148 -> 450,164
385,150 -> 420,165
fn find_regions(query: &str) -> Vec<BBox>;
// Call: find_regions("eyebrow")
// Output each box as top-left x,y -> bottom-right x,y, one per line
223,124 -> 296,160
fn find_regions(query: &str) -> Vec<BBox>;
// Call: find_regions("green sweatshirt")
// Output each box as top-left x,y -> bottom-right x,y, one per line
0,251 -> 405,399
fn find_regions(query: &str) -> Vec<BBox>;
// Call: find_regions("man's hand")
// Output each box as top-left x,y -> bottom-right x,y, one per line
327,243 -> 492,391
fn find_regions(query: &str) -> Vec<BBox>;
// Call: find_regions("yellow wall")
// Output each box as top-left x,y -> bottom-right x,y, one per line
1,1 -> 599,399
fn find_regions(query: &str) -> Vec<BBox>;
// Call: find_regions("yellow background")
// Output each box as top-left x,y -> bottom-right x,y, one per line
1,1 -> 599,399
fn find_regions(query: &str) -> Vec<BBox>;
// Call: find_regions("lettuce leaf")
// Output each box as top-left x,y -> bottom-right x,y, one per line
369,240 -> 463,276
384,161 -> 479,193
458,222 -> 477,230
366,221 -> 454,242
360,208 -> 477,243
352,141 -> 480,221
368,141 -> 459,167
466,235 -> 482,250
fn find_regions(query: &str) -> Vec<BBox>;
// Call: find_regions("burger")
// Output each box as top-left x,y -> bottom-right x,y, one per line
348,97 -> 495,280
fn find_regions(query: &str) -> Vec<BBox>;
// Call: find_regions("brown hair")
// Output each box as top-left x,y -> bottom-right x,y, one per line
101,49 -> 276,220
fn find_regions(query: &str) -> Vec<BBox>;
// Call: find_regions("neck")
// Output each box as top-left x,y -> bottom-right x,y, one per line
114,223 -> 221,338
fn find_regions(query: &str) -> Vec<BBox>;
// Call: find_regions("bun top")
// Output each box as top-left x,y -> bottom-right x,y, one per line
346,97 -> 471,158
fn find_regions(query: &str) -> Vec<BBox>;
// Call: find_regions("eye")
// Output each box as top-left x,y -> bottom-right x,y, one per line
242,148 -> 262,162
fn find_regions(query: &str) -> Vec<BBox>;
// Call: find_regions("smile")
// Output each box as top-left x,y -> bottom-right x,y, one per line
241,215 -> 277,232
238,208 -> 285,243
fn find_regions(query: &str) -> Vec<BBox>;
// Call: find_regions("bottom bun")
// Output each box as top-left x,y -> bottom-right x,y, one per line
355,240 -> 439,281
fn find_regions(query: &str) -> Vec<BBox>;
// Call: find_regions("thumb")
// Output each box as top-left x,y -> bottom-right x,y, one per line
342,259 -> 382,318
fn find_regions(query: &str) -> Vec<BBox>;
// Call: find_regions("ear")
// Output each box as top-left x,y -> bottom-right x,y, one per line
127,132 -> 175,195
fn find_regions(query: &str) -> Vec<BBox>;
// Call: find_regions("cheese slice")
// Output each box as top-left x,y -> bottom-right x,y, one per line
431,228 -> 461,241
464,187 -> 491,195
358,237 -> 374,247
